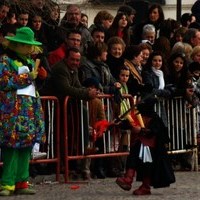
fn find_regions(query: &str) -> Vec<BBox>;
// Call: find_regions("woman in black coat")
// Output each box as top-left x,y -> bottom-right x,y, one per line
123,45 -> 152,97
106,36 -> 126,80
142,51 -> 171,127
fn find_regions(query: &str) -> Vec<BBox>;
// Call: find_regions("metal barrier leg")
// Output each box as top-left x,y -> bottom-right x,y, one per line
193,148 -> 198,171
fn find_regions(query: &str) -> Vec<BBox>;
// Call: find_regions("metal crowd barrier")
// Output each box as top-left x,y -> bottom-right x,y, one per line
63,95 -> 199,183
155,97 -> 198,171
0,96 -> 60,182
63,95 -> 131,183
0,95 -> 197,183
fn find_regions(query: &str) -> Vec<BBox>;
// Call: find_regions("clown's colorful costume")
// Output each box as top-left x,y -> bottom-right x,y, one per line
0,27 -> 45,196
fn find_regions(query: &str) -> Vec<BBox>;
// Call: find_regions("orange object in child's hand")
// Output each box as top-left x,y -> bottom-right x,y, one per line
94,120 -> 110,138
38,66 -> 47,79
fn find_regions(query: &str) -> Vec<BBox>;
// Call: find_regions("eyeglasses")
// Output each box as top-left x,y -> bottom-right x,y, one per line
68,38 -> 81,42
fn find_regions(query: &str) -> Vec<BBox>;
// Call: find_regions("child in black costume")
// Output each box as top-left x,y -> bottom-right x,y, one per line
116,100 -> 175,195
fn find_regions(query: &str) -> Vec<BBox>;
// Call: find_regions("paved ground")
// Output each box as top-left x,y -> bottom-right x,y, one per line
2,171 -> 200,200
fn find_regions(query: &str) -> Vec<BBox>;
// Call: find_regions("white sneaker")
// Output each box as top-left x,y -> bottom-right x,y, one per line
32,152 -> 47,160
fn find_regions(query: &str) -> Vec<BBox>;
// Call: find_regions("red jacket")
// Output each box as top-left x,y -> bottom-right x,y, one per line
48,43 -> 67,67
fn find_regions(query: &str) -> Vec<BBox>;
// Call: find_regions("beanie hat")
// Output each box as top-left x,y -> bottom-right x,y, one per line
82,77 -> 100,89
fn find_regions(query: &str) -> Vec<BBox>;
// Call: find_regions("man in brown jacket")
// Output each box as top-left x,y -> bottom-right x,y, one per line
51,47 -> 97,100
51,47 -> 98,176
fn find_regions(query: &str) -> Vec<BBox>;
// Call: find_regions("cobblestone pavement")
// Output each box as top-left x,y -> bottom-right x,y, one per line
3,172 -> 200,200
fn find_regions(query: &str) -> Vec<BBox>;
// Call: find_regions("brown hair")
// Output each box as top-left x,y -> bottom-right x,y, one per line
107,36 -> 126,53
94,10 -> 113,25
87,42 -> 108,59
138,42 -> 152,53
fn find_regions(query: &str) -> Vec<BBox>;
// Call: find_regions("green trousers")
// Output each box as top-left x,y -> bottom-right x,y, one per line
1,147 -> 32,191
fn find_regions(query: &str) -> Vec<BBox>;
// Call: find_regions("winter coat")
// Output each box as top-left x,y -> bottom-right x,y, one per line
129,112 -> 175,188
106,53 -> 125,80
88,98 -> 106,127
142,68 -> 171,127
80,58 -> 117,94
142,68 -> 171,98
149,113 -> 175,188
50,59 -> 90,100
48,43 -> 67,67
124,59 -> 151,96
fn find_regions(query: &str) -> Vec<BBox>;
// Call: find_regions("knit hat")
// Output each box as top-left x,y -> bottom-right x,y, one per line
5,27 -> 42,46
82,77 -> 100,89
189,62 -> 200,73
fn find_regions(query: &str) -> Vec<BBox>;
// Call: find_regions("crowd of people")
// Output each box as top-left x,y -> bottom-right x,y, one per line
0,0 -> 200,196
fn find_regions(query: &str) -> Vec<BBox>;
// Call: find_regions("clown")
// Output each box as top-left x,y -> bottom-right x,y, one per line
0,27 -> 45,196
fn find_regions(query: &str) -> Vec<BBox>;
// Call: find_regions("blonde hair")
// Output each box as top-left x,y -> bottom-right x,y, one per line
2,39 -> 43,55
171,41 -> 192,61
191,45 -> 200,60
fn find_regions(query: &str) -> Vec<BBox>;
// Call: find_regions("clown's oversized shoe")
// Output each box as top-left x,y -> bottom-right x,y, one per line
0,189 -> 13,196
15,188 -> 36,195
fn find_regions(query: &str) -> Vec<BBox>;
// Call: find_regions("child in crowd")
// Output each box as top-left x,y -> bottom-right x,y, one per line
112,66 -> 142,176
115,66 -> 132,175
117,66 -> 146,129
82,77 -> 108,179
118,66 -> 131,115
117,66 -> 132,152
